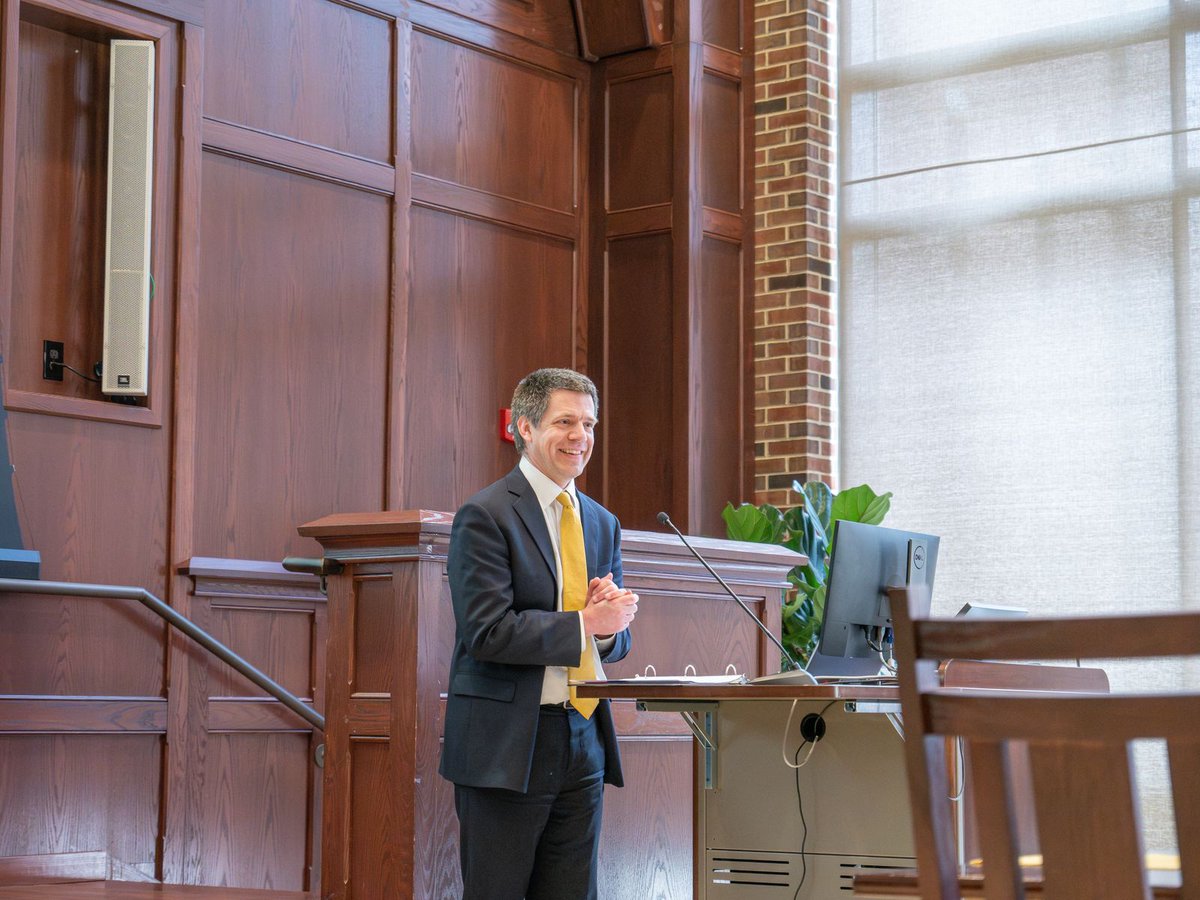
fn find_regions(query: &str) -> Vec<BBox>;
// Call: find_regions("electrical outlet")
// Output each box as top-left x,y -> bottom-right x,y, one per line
42,340 -> 64,381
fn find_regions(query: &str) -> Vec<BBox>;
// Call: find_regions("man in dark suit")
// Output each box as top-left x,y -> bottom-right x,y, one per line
440,368 -> 638,900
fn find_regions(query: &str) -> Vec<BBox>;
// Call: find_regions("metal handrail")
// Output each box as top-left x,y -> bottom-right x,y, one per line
0,577 -> 325,732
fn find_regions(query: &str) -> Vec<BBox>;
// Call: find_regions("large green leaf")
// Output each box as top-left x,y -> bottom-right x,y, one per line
722,502 -> 785,544
830,484 -> 892,526
798,480 -> 834,534
782,503 -> 827,585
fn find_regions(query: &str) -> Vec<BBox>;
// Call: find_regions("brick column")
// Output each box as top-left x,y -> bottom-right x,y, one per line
753,0 -> 836,506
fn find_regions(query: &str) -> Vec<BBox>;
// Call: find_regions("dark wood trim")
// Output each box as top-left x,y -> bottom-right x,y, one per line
410,3 -> 587,76
740,0 -> 756,512
0,882 -> 313,898
181,558 -> 326,606
602,43 -> 671,78
701,42 -> 740,78
411,174 -> 578,240
0,697 -> 168,732
207,698 -> 316,733
329,0 -> 402,20
586,54 -> 607,496
0,851 -> 107,886
387,15 -> 412,509
19,0 -> 173,40
570,0 -> 652,62
606,204 -> 672,236
572,42 -> 589,373
569,0 -> 592,61
346,696 -> 391,737
671,31 -> 697,531
0,1 -> 18,410
412,0 -> 581,60
162,19 -> 205,885
198,592 -> 325,609
202,118 -> 396,195
702,206 -> 742,242
316,571 -> 353,894
3,390 -> 162,426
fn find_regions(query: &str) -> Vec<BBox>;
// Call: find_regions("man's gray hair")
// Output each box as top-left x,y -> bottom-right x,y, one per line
511,368 -> 599,454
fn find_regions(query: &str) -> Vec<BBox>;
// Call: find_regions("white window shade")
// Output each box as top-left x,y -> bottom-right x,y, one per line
839,0 -> 1199,852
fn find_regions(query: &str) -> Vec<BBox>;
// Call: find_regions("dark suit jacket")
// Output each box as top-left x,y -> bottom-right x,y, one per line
439,466 -> 631,793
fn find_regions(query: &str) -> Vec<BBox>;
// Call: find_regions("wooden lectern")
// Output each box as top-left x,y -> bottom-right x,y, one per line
299,510 -> 460,900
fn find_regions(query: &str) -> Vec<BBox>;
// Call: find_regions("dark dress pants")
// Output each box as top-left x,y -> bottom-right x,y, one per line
455,705 -> 607,900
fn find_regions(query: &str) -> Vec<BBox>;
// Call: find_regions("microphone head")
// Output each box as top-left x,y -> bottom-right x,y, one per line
656,511 -> 670,526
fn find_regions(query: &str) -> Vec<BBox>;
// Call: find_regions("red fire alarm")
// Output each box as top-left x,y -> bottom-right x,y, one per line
499,408 -> 514,443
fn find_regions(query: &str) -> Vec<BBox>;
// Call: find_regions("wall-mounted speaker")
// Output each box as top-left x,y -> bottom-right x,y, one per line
102,39 -> 155,397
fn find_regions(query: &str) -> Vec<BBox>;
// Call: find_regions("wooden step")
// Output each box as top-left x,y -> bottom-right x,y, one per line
0,884 -> 312,899
0,854 -> 156,887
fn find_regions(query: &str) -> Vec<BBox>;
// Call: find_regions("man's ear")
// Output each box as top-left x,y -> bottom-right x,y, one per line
516,416 -> 533,443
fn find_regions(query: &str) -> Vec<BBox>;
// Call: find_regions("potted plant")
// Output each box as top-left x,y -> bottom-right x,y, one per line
723,481 -> 892,665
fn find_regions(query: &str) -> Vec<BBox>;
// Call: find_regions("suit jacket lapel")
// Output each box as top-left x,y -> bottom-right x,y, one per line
507,467 -> 556,577
578,491 -> 601,578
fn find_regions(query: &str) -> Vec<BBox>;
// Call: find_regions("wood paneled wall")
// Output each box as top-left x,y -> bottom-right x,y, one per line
589,0 -> 755,536
0,0 -> 754,891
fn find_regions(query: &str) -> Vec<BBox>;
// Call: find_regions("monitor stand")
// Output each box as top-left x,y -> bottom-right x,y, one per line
805,649 -> 885,678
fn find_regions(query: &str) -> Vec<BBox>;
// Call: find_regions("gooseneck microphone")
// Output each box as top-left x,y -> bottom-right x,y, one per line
657,511 -> 806,674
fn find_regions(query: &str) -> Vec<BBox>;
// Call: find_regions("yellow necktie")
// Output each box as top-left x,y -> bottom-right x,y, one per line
558,491 -> 598,718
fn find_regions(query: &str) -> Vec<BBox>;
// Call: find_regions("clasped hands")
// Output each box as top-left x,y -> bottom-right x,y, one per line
580,573 -> 638,638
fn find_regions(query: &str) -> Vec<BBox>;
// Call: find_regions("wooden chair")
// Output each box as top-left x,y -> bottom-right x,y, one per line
888,585 -> 1200,900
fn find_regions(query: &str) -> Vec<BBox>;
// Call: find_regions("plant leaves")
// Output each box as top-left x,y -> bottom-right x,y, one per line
722,502 -> 785,544
798,480 -> 834,533
724,483 -> 890,666
782,502 -> 827,583
830,484 -> 891,525
858,492 -> 892,526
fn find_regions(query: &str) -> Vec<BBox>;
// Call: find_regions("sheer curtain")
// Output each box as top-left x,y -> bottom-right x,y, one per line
838,0 -> 1199,851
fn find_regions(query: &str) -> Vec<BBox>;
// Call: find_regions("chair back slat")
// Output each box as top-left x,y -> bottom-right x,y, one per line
926,694 -> 1200,742
1168,739 -> 1200,900
1029,741 -> 1148,900
914,612 -> 1200,664
965,739 -> 1023,900
887,585 -> 1195,900
941,658 -> 1109,693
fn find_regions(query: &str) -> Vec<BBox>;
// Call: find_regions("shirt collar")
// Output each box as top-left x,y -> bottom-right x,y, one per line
519,455 -> 579,511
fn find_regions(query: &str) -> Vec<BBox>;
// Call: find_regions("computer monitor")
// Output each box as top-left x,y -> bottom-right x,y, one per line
809,521 -> 940,676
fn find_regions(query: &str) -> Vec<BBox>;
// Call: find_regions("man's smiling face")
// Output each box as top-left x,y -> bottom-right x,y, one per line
518,389 -> 596,488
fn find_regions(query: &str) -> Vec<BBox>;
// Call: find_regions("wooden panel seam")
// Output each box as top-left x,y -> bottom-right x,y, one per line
606,204 -> 673,236
702,207 -> 742,242
207,698 -> 317,733
412,174 -> 578,241
193,590 -> 326,605
410,2 -> 586,74
3,388 -> 162,427
329,0 -> 402,22
0,696 -> 168,732
202,117 -> 396,195
702,44 -> 740,79
602,44 -> 672,79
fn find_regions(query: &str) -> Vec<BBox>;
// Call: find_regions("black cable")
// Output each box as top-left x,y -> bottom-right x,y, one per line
792,699 -> 838,899
793,740 -> 809,900
52,361 -> 100,384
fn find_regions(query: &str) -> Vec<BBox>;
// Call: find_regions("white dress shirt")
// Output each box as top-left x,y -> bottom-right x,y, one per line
518,456 -> 612,705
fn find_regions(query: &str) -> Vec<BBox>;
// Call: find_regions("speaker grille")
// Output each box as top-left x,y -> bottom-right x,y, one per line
102,39 -> 155,396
